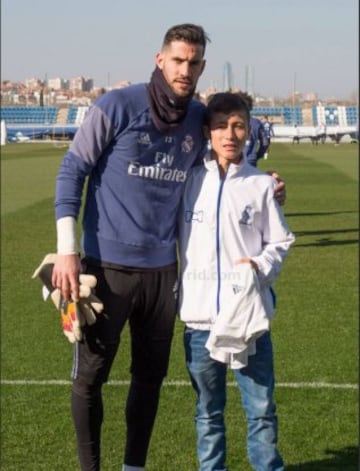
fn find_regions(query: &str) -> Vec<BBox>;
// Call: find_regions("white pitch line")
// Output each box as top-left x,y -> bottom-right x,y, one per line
0,379 -> 358,389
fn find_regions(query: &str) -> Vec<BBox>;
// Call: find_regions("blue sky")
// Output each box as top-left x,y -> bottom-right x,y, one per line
1,0 -> 358,100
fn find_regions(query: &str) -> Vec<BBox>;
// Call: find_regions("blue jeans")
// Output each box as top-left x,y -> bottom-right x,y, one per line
184,329 -> 284,471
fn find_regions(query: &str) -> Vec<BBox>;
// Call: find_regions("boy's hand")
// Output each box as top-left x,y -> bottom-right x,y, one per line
267,171 -> 286,205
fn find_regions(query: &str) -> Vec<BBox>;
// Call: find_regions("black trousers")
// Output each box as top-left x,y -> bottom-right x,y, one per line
71,260 -> 178,470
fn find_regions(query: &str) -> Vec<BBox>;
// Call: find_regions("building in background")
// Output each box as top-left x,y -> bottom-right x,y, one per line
245,65 -> 255,96
222,61 -> 233,92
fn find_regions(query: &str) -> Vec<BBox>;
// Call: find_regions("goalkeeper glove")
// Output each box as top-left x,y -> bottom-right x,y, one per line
32,254 -> 104,343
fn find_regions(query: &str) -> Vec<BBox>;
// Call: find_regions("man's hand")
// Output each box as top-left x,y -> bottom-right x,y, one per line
268,171 -> 286,206
52,254 -> 82,301
33,254 -> 104,343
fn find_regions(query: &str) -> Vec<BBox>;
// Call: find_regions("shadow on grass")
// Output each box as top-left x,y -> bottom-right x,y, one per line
286,211 -> 357,218
291,227 -> 358,247
286,446 -> 358,470
294,228 -> 357,237
294,239 -> 358,247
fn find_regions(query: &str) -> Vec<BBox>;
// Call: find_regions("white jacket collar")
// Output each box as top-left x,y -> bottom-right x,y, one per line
203,153 -> 249,176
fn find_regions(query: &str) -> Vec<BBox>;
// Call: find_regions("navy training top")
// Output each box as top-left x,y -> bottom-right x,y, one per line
55,84 -> 207,268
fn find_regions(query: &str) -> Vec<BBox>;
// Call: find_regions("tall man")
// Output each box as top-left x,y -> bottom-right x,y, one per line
52,24 -> 285,470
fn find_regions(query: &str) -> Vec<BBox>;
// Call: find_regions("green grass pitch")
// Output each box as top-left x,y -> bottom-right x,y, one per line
1,142 -> 358,470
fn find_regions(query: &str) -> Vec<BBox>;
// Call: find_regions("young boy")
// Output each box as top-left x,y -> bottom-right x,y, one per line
177,92 -> 295,471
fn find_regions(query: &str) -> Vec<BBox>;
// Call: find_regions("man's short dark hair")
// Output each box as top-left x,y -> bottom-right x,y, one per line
205,92 -> 250,126
162,24 -> 210,56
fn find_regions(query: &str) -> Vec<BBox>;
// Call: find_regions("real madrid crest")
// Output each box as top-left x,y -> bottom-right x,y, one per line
181,134 -> 194,153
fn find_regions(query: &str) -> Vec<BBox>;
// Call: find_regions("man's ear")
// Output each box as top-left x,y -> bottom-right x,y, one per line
155,51 -> 164,70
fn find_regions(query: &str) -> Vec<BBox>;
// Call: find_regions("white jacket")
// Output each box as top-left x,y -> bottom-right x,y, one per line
178,157 -> 295,330
205,263 -> 270,369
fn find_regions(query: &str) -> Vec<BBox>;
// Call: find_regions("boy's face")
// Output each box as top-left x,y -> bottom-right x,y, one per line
207,111 -> 249,167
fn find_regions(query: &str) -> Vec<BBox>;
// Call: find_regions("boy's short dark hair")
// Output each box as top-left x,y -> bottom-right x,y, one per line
162,24 -> 210,56
237,91 -> 253,111
205,92 -> 250,126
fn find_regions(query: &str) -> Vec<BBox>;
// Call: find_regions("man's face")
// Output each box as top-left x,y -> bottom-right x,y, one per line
156,40 -> 206,98
208,111 -> 249,167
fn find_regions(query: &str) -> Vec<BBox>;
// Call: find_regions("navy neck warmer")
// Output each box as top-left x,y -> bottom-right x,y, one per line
147,66 -> 194,133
